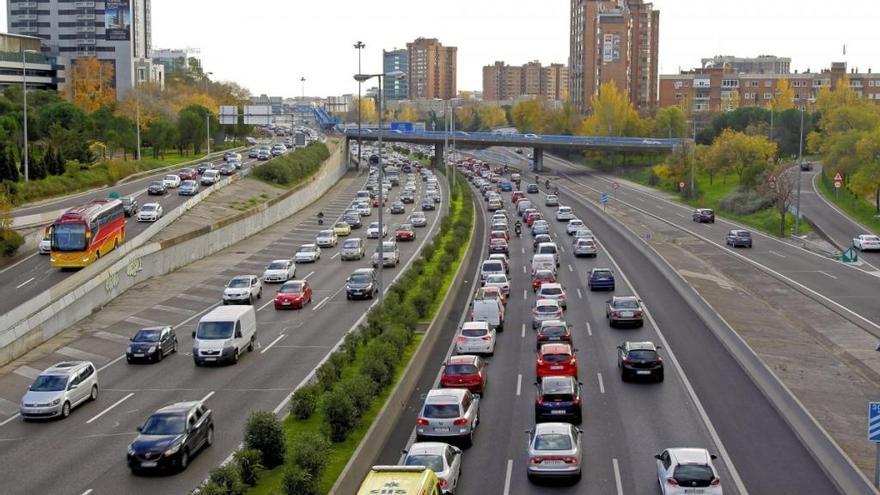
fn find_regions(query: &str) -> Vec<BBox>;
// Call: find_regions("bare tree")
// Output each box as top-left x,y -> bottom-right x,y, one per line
759,165 -> 798,236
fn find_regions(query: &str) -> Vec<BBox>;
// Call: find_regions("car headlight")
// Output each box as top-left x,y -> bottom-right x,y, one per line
128,445 -> 136,455
147,346 -> 157,353
82,257 -> 90,262
51,398 -> 61,406
163,443 -> 182,456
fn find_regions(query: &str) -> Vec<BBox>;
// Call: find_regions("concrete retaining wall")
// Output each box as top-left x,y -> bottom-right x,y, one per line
0,145 -> 347,366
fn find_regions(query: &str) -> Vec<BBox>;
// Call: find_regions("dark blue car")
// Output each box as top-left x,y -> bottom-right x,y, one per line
587,268 -> 615,291
500,181 -> 513,192
534,376 -> 582,424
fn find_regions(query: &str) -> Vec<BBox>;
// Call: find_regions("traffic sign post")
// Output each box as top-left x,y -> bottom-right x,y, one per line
869,402 -> 880,487
678,181 -> 685,190
834,172 -> 844,200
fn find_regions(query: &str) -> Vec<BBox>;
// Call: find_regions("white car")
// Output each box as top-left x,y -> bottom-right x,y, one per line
483,273 -> 510,297
455,321 -> 496,356
366,222 -> 388,239
357,202 -> 373,216
524,133 -> 539,139
262,259 -> 296,283
294,244 -> 321,263
545,195 -> 559,207
556,206 -> 575,221
566,219 -> 586,235
38,236 -> 51,254
403,443 -> 462,494
655,448 -> 723,495
315,229 -> 338,247
536,282 -> 567,309
853,234 -> 880,251
162,174 -> 181,188
137,203 -> 163,222
222,275 -> 262,305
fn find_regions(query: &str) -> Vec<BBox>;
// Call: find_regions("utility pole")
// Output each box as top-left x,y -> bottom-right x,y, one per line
376,77 -> 385,304
795,106 -> 805,236
354,41 -> 365,172
204,72 -> 213,155
21,47 -> 30,182
690,120 -> 697,198
135,73 -> 141,161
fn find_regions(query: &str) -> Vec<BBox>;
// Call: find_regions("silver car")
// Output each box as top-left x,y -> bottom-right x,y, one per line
573,237 -> 597,257
532,299 -> 563,329
340,238 -> 365,260
20,361 -> 98,419
410,212 -> 428,227
416,388 -> 480,447
526,422 -> 583,481
403,442 -> 463,494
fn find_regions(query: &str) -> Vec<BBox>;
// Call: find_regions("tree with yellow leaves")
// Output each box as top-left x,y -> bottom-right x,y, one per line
770,79 -> 795,111
721,89 -> 740,112
398,105 -> 419,122
69,57 -> 116,112
577,81 -> 649,137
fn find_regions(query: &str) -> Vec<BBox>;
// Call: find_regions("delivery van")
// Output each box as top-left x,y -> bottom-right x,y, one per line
192,305 -> 257,365
471,298 -> 505,331
531,254 -> 556,274
357,465 -> 441,495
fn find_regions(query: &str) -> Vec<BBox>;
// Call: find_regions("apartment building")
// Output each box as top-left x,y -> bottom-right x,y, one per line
482,60 -> 569,101
382,48 -> 409,100
406,37 -> 457,100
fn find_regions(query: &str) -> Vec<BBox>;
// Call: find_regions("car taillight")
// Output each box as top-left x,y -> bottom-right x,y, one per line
532,309 -> 539,315
611,311 -> 620,317
573,398 -> 580,405
453,418 -> 468,426
634,311 -> 642,317
537,357 -> 544,365
439,478 -> 448,488
536,397 -> 544,406
529,457 -> 543,464
666,477 -> 679,485
622,359 -> 633,365
457,336 -> 466,343
416,418 -> 429,426
562,457 -> 578,464
710,477 -> 721,486
482,335 -> 492,341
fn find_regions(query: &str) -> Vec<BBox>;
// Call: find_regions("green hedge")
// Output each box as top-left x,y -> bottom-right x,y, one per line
0,228 -> 23,257
251,143 -> 330,188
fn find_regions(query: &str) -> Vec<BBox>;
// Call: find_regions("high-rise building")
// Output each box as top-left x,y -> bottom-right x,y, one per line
382,48 -> 409,100
6,0 -> 162,97
569,0 -> 659,114
701,55 -> 791,75
0,32 -> 68,92
152,48 -> 200,76
406,38 -> 457,100
482,61 -> 569,101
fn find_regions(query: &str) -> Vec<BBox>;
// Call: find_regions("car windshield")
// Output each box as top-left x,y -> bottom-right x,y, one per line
29,375 -> 67,392
736,231 -> 751,238
542,378 -> 574,395
593,270 -> 612,278
317,231 -> 332,238
164,175 -> 176,181
487,275 -> 506,284
381,244 -> 396,252
462,328 -> 488,337
627,350 -> 657,360
228,278 -> 250,288
140,413 -> 186,435
445,364 -> 478,375
141,204 -> 157,212
182,181 -> 195,187
342,241 -> 359,248
536,304 -> 559,313
196,321 -> 234,339
540,325 -> 567,336
483,262 -> 503,272
132,329 -> 161,342
542,353 -> 570,362
121,198 -> 133,205
300,245 -> 317,253
350,273 -> 372,284
534,434 -> 572,451
51,223 -> 87,251
150,181 -> 163,187
279,283 -> 303,294
614,299 -> 639,309
400,224 -> 413,230
267,261 -> 288,270
405,454 -> 444,472
335,223 -> 348,228
541,287 -> 563,296
424,403 -> 460,419
673,464 -> 714,483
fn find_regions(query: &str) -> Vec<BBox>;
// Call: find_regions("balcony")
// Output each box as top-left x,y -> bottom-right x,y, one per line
76,25 -> 96,33
15,1 -> 37,7
77,39 -> 97,46
74,1 -> 96,7
16,14 -> 38,21
75,13 -> 96,21
19,26 -> 39,34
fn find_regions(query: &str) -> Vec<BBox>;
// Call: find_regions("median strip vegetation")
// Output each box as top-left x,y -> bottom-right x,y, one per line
251,143 -> 330,188
195,171 -> 474,495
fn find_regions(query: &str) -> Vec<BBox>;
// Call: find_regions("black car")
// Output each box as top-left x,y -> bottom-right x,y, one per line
726,229 -> 752,248
533,234 -> 553,252
126,326 -> 178,363
421,199 -> 435,211
401,192 -> 415,204
147,180 -> 167,195
535,321 -> 572,350
343,213 -> 362,229
534,376 -> 582,424
617,341 -> 664,382
526,183 -> 540,194
692,208 -> 715,223
248,149 -> 259,158
218,164 -> 236,176
346,268 -> 378,300
197,162 -> 213,174
127,401 -> 213,473
390,202 -> 406,214
799,161 -> 813,171
121,196 -> 138,217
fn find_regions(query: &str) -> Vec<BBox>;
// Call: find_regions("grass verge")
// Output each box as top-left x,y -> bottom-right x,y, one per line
816,171 -> 880,234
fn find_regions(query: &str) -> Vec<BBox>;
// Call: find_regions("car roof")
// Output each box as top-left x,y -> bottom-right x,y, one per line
541,376 -> 575,391
536,298 -> 560,306
540,343 -> 572,354
624,341 -> 656,351
446,354 -> 480,366
155,401 -> 201,415
591,267 -> 612,273
668,448 -> 712,465
534,422 -> 574,435
539,319 -> 566,328
425,388 -> 466,402
463,321 -> 490,329
352,268 -> 374,275
44,361 -> 90,375
612,296 -> 639,303
408,442 -> 450,456
268,259 -> 291,264
539,283 -> 563,290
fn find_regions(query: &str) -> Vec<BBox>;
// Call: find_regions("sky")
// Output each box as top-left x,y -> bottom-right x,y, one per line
3,0 -> 879,98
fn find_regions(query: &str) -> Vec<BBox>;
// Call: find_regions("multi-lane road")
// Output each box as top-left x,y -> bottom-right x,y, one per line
378,162 -> 841,494
0,162 -> 444,494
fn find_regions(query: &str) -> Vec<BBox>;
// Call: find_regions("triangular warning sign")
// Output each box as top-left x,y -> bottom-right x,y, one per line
834,172 -> 843,181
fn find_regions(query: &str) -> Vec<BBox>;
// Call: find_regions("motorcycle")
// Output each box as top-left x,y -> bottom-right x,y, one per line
317,212 -> 324,225
514,225 -> 522,237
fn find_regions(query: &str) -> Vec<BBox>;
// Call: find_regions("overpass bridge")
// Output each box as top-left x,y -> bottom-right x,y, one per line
341,128 -> 684,171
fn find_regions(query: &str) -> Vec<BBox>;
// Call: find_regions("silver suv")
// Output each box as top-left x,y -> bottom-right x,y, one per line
416,388 -> 480,447
20,361 -> 99,419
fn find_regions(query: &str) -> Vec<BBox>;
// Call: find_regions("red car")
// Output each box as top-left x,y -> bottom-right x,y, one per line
440,354 -> 488,395
512,191 -> 526,203
273,280 -> 312,309
531,269 -> 556,291
395,223 -> 416,241
536,343 -> 578,380
490,230 -> 509,242
371,197 -> 387,207
177,168 -> 197,181
489,238 -> 509,254
526,211 -> 544,226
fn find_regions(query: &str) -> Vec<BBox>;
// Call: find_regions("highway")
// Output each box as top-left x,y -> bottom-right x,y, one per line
0,162 -> 444,494
0,145 -> 270,319
378,162 -> 841,494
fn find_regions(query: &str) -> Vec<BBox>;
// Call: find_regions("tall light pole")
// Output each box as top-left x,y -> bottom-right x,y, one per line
300,76 -> 306,100
21,48 -> 37,182
354,41 -> 365,172
204,72 -> 213,155
690,120 -> 697,198
794,98 -> 814,236
135,69 -> 141,161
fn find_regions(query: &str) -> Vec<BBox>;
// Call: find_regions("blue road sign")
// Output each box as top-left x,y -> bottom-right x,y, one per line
600,192 -> 609,205
869,402 -> 880,442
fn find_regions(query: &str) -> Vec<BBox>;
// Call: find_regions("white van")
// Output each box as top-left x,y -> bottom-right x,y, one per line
536,242 -> 560,267
480,259 -> 506,282
531,254 -> 556,274
192,306 -> 257,365
471,299 -> 504,331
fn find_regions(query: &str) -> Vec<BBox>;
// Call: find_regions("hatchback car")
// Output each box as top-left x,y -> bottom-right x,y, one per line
573,238 -> 597,257
526,422 -> 582,481
655,448 -> 722,494
566,219 -> 586,235
725,229 -> 752,248
526,183 -> 540,193
606,296 -> 644,327
531,220 -> 550,236
294,244 -> 321,263
534,376 -> 582,424
343,212 -> 362,229
489,238 -> 509,254
532,269 -> 557,291
346,268 -> 378,300
128,401 -> 213,473
536,283 -> 567,309
536,320 -> 572,350
274,280 -> 312,309
137,203 -> 163,222
340,238 -> 365,261
455,321 -> 496,356
390,201 -> 406,214
147,180 -> 167,195
556,206 -> 574,221
222,275 -> 262,305
532,299 -> 564,329
20,361 -> 98,419
536,343 -> 578,379
440,354 -> 488,395
853,234 -> 880,251
545,195 -> 559,206
366,222 -> 388,239
403,442 -> 463,494
416,388 -> 480,447
618,341 -> 664,382
422,199 -> 436,211
262,259 -> 295,283
474,286 -> 507,307
333,222 -> 352,237
396,223 -> 416,241
126,326 -> 178,363
533,234 -> 553,252
410,212 -> 428,227
587,268 -> 615,291
692,208 -> 715,223
179,180 -> 199,196
315,229 -> 338,247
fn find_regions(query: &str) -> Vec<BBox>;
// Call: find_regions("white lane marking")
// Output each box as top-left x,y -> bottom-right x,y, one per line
97,354 -> 125,372
15,277 -> 34,289
768,250 -> 786,258
175,301 -> 221,328
521,323 -> 526,338
521,247 -> 525,254
503,459 -> 513,495
331,252 -> 340,259
818,270 -> 838,280
200,391 -> 215,403
522,265 -> 526,274
567,264 -> 573,272
560,246 -> 566,253
597,373 -> 605,394
0,413 -> 21,426
81,490 -> 93,495
523,289 -> 528,300
0,252 -> 38,276
612,458 -> 624,495
124,316 -> 162,327
152,304 -> 196,316
303,270 -> 315,279
86,392 -> 134,424
312,296 -> 330,311
257,298 -> 274,312
586,322 -> 592,336
261,334 -> 287,354
516,374 -> 522,396
676,213 -> 686,219
577,288 -> 583,299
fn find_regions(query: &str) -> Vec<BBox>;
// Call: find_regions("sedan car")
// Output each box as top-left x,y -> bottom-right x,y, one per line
606,296 -> 644,327
526,422 -> 582,481
526,183 -> 540,193
489,238 -> 509,254
162,174 -> 181,189
262,259 -> 296,283
545,194 -> 559,207
396,223 -> 416,241
366,222 -> 388,239
532,299 -> 564,329
483,273 -> 510,297
536,343 -> 578,380
147,180 -> 167,196
726,229 -> 753,248
573,237 -> 597,257
294,244 -> 321,263
137,203 -> 163,222
692,208 -> 715,223
534,376 -> 582,424
655,448 -> 723,494
343,212 -> 362,229
536,283 -> 567,309
421,199 -> 436,211
127,401 -> 213,473
854,234 -> 880,251
126,326 -> 177,363
587,268 -> 615,291
403,442 -> 463,494
566,219 -> 586,235
333,222 -> 352,237
410,212 -> 428,227
273,280 -> 312,309
178,180 -> 199,196
177,168 -> 197,181
390,201 -> 406,214
315,229 -> 338,247
440,354 -> 488,395
618,341 -> 664,382
455,321 -> 496,356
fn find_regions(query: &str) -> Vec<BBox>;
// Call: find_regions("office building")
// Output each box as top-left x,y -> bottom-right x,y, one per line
152,47 -> 200,75
382,48 -> 409,100
701,55 -> 791,75
0,32 -> 68,92
569,0 -> 659,113
406,37 -> 457,100
6,0 -> 162,97
482,60 -> 568,101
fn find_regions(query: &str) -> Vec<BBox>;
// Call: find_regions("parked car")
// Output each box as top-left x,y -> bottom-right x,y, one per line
606,296 -> 644,327
126,326 -> 177,363
19,361 -> 98,419
534,375 -> 582,424
179,180 -> 199,196
294,244 -> 321,263
655,448 -> 723,495
222,275 -> 262,305
127,401 -> 213,473
262,259 -> 296,283
526,422 -> 582,481
725,229 -> 753,248
402,442 -> 463,494
137,203 -> 163,222
440,354 -> 488,395
147,180 -> 167,195
415,388 -> 480,447
618,341 -> 664,382
273,280 -> 312,309
587,268 -> 615,291
692,208 -> 715,223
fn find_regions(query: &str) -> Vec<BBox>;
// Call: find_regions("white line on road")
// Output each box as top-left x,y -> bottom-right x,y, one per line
261,334 -> 287,354
0,413 -> 20,426
257,299 -> 274,312
313,296 -> 330,311
522,265 -> 526,274
0,252 -> 37,275
586,322 -> 592,336
612,458 -> 624,495
818,270 -> 838,280
200,391 -> 215,403
15,277 -> 34,289
675,213 -> 686,219
503,459 -> 513,495
516,374 -> 522,396
97,354 -> 125,373
521,247 -> 525,254
523,289 -> 528,300
560,246 -> 566,253
567,264 -> 573,272
521,323 -> 526,338
577,288 -> 583,299
331,252 -> 340,259
597,373 -> 605,394
303,270 -> 315,279
81,490 -> 93,495
86,392 -> 134,424
768,250 -> 786,258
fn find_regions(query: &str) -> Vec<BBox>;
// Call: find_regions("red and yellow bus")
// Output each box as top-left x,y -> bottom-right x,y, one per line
49,199 -> 126,268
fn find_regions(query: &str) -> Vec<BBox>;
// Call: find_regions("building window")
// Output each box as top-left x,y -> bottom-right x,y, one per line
763,92 -> 772,100
764,80 -> 772,87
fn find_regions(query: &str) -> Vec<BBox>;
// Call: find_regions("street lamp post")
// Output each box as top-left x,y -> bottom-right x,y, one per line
795,105 -> 806,236
21,48 -> 38,182
204,72 -> 213,156
354,41 -> 365,172
135,69 -> 141,161
300,76 -> 306,100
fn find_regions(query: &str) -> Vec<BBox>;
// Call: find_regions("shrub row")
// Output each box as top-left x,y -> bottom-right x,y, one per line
0,228 -> 24,257
251,142 -> 330,187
